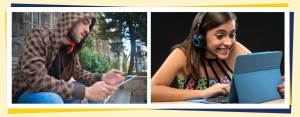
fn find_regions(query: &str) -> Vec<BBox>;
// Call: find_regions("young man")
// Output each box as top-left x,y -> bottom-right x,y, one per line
12,12 -> 125,103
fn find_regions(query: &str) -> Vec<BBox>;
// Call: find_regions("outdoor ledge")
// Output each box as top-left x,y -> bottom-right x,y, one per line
105,75 -> 147,104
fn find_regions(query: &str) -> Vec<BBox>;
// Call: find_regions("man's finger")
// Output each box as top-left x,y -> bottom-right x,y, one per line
106,85 -> 117,92
112,69 -> 122,74
102,86 -> 115,95
119,76 -> 125,81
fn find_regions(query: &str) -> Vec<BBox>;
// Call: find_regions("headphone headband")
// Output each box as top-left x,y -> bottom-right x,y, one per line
195,12 -> 207,36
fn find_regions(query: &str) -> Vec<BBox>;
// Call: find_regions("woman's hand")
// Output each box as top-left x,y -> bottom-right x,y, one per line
277,75 -> 285,98
202,83 -> 230,98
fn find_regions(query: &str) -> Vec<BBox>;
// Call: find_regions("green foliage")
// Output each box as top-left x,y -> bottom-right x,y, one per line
79,47 -> 111,73
122,55 -> 128,72
84,35 -> 94,49
97,12 -> 147,74
119,85 -> 124,90
99,12 -> 147,46
111,60 -> 119,70
122,72 -> 147,76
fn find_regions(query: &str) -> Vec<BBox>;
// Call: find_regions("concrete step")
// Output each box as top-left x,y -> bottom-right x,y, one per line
129,90 -> 146,103
105,90 -> 131,104
122,76 -> 147,90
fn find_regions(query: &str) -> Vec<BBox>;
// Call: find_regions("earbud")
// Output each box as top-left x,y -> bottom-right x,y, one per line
66,42 -> 76,54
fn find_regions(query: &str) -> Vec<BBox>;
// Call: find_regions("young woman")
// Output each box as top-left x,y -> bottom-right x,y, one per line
151,12 -> 284,102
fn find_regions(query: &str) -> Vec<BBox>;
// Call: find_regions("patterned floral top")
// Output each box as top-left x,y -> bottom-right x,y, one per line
177,59 -> 233,90
177,75 -> 231,90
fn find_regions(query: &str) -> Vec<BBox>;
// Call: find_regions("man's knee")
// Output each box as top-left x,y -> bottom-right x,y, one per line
17,92 -> 64,104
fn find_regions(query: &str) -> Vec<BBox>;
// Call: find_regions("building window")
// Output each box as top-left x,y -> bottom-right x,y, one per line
32,12 -> 40,27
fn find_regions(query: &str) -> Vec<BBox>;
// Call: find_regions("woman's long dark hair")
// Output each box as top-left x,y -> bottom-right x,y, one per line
172,12 -> 237,79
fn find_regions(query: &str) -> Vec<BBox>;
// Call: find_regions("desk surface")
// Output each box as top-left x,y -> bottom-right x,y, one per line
152,99 -> 284,104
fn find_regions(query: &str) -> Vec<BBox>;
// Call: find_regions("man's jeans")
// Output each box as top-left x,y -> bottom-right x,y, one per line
17,82 -> 104,104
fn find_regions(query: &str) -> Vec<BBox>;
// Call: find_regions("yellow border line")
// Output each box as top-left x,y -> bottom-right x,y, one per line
9,108 -> 151,114
125,3 -> 288,7
5,12 -> 7,50
196,3 -> 288,7
11,3 -> 288,7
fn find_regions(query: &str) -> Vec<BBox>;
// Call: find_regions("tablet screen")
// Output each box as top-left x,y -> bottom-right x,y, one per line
115,75 -> 137,87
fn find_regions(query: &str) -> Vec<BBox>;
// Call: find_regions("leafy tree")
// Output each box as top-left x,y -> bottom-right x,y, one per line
98,12 -> 147,74
83,35 -> 94,49
79,36 -> 111,73
122,54 -> 128,73
97,13 -> 124,70
79,48 -> 111,73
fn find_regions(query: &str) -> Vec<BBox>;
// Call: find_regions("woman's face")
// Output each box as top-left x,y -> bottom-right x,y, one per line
205,20 -> 236,60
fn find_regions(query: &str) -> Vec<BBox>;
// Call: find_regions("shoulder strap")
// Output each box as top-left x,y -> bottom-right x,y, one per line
216,60 -> 232,81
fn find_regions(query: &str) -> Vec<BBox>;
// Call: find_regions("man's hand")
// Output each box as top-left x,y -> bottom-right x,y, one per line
85,81 -> 117,102
101,69 -> 125,86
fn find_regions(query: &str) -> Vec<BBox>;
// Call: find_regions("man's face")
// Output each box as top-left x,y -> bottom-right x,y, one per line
67,17 -> 92,43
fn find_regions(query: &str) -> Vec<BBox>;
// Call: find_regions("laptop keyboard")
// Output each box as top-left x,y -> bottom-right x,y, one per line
206,96 -> 229,103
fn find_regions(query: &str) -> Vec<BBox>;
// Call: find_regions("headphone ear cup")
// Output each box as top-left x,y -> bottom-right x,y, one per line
193,34 -> 206,48
192,35 -> 201,47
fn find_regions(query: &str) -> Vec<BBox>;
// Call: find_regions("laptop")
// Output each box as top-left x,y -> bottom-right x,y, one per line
205,51 -> 283,103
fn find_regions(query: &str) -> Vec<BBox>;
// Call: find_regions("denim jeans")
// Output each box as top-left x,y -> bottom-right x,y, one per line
17,82 -> 104,104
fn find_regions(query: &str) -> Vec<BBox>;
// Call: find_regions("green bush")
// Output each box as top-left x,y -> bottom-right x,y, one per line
84,36 -> 94,49
79,47 -> 111,73
122,72 -> 147,76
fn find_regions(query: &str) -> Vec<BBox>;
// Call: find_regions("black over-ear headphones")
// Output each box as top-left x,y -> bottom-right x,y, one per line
193,12 -> 207,48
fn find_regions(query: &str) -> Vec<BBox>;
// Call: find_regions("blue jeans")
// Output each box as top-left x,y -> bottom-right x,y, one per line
17,82 -> 104,104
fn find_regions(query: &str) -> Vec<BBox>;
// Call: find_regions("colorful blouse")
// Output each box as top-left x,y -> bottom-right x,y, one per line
178,75 -> 231,90
177,59 -> 233,90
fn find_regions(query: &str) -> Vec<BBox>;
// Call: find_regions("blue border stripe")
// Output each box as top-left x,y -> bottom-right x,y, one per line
11,3 -> 112,7
162,106 -> 291,113
289,12 -> 294,101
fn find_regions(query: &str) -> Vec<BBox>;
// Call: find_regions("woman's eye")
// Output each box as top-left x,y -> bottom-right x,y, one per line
229,33 -> 236,38
216,34 -> 223,39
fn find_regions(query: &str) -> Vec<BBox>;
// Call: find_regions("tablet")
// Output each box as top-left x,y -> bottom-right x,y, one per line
115,75 -> 138,87
206,51 -> 283,103
231,51 -> 282,103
